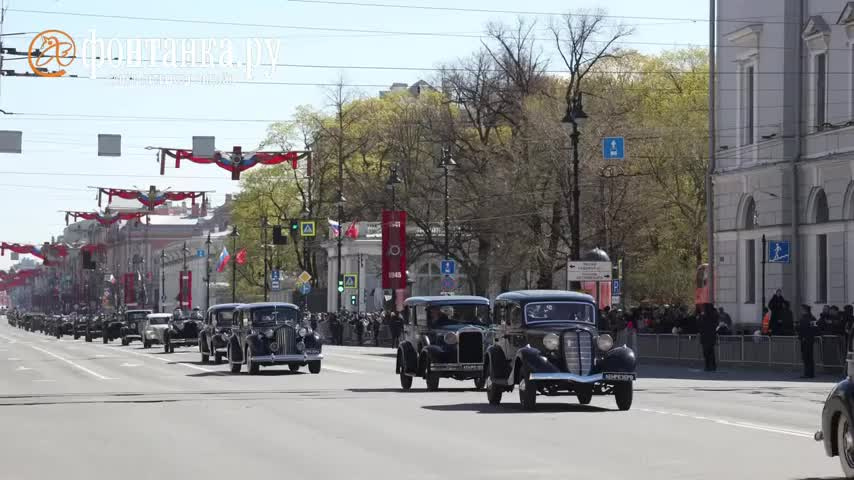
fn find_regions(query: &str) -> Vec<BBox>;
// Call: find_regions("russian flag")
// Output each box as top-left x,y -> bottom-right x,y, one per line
328,219 -> 340,237
216,246 -> 230,272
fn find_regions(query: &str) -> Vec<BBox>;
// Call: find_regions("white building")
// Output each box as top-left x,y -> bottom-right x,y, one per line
714,0 -> 854,326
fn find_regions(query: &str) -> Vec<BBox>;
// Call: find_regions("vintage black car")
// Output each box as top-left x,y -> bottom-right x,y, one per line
484,290 -> 636,411
29,314 -> 45,333
226,302 -> 322,375
55,315 -> 74,338
85,314 -> 104,342
18,313 -> 32,331
816,342 -> 854,477
199,303 -> 241,364
396,296 -> 491,391
73,315 -> 88,339
162,312 -> 201,353
115,309 -> 150,345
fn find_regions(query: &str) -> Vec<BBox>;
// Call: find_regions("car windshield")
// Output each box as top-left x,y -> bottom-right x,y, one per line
426,304 -> 489,327
215,310 -> 236,327
251,307 -> 298,326
524,302 -> 595,324
126,312 -> 149,321
147,317 -> 170,325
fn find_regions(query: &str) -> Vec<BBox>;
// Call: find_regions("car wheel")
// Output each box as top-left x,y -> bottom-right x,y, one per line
164,339 -> 171,354
614,382 -> 633,411
228,346 -> 242,374
121,338 -> 128,346
55,331 -> 61,339
577,387 -> 593,405
518,367 -> 537,411
485,360 -> 503,406
425,359 -> 440,391
73,333 -> 79,340
838,413 -> 854,477
102,334 -> 108,344
308,361 -> 321,374
213,352 -> 223,365
143,339 -> 150,349
201,347 -> 210,363
246,346 -> 259,375
473,375 -> 486,391
85,333 -> 92,343
288,364 -> 301,372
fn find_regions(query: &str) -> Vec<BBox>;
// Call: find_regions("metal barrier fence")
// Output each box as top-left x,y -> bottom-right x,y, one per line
635,333 -> 846,370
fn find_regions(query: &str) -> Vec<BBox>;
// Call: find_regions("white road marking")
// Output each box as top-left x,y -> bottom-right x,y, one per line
119,362 -> 141,367
7,358 -> 20,361
323,364 -> 364,374
324,352 -> 391,363
15,366 -> 31,371
32,379 -> 55,382
95,345 -> 226,375
0,334 -> 18,344
94,354 -> 107,358
639,408 -> 812,438
29,345 -> 113,380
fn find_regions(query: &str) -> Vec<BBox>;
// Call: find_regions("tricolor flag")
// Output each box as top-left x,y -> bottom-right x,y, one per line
328,219 -> 341,237
216,246 -> 230,273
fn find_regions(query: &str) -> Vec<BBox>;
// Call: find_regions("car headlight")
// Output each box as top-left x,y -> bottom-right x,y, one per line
543,333 -> 559,351
263,328 -> 275,339
298,327 -> 308,337
443,332 -> 458,345
130,323 -> 136,329
597,334 -> 614,351
296,341 -> 305,352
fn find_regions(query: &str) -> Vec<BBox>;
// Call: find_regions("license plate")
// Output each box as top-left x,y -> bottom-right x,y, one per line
461,364 -> 482,371
604,373 -> 635,381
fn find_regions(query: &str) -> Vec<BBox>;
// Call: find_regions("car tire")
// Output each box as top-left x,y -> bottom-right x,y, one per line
164,339 -> 171,354
485,360 -> 503,406
288,364 -> 301,372
246,346 -> 259,375
308,361 -> 321,374
228,346 -> 242,374
143,339 -> 150,349
838,412 -> 854,478
425,359 -> 440,391
102,334 -> 108,344
201,344 -> 210,363
121,338 -> 128,346
473,375 -> 486,391
518,367 -> 537,411
576,388 -> 593,405
213,352 -> 223,365
614,382 -> 633,411
74,333 -> 79,340
85,333 -> 92,343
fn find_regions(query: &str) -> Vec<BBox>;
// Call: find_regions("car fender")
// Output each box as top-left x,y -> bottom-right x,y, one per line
822,379 -> 854,457
517,346 -> 559,376
199,331 -> 208,352
418,345 -> 445,376
486,345 -> 511,384
246,334 -> 266,355
595,345 -> 637,374
304,332 -> 323,350
228,336 -> 243,362
398,341 -> 418,375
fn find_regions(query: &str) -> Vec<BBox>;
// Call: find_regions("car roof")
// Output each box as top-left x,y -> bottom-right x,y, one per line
208,303 -> 242,312
126,309 -> 152,314
404,296 -> 490,306
147,313 -> 173,318
235,302 -> 299,311
495,290 -> 596,304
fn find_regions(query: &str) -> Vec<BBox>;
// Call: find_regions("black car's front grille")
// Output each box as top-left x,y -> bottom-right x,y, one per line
175,321 -> 199,339
458,331 -> 483,363
276,325 -> 298,354
563,330 -> 594,375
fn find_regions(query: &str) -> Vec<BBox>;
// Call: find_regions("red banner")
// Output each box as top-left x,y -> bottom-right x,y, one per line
179,270 -> 192,310
382,210 -> 407,290
124,273 -> 135,305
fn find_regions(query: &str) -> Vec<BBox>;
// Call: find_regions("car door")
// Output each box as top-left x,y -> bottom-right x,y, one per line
503,302 -> 525,379
237,309 -> 250,352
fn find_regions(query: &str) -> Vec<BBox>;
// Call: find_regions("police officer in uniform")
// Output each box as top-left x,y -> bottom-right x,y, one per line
798,304 -> 819,378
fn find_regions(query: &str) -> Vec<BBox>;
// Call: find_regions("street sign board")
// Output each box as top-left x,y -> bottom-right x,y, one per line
299,282 -> 311,295
567,261 -> 612,282
344,274 -> 358,289
612,279 -> 621,297
440,259 -> 456,275
441,275 -> 456,291
602,137 -> 625,160
300,221 -> 316,237
271,280 -> 281,291
271,270 -> 281,281
768,240 -> 791,264
196,248 -> 206,258
298,271 -> 312,284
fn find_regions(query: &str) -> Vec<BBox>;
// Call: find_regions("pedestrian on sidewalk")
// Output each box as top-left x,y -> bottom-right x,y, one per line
390,310 -> 403,347
768,289 -> 786,335
699,303 -> 718,372
371,314 -> 381,346
844,305 -> 854,351
353,314 -> 365,346
798,304 -> 819,379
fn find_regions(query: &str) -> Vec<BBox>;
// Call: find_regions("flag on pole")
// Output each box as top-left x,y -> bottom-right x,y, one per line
235,248 -> 247,265
216,246 -> 230,272
328,219 -> 341,237
345,220 -> 359,239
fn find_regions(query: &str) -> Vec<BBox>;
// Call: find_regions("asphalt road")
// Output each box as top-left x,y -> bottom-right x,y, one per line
0,320 -> 847,480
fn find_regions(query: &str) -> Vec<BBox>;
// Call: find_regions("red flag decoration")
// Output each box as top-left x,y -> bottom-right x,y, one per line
235,249 -> 247,265
345,220 -> 359,239
95,187 -> 208,210
179,270 -> 193,310
152,146 -> 310,180
123,273 -> 135,305
381,210 -> 407,290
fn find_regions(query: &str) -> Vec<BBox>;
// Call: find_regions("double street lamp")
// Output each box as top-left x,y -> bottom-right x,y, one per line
437,148 -> 457,260
230,226 -> 239,303
561,93 -> 588,288
335,191 -> 346,313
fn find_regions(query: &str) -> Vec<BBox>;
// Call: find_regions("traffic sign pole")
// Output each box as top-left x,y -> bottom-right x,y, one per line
761,234 -> 766,309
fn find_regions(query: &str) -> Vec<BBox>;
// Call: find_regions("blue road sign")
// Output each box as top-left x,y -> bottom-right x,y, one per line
299,282 -> 312,295
612,279 -> 621,297
440,259 -> 456,275
271,280 -> 281,291
768,240 -> 791,264
196,248 -> 206,257
602,137 -> 625,160
271,270 -> 281,281
344,274 -> 358,289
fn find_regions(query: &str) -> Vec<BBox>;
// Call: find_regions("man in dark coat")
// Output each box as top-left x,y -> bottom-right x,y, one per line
768,289 -> 786,335
798,304 -> 819,378
699,303 -> 718,372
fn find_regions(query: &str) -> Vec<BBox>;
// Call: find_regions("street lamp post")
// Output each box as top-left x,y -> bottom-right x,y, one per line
386,165 -> 404,307
205,232 -> 212,311
262,215 -> 269,302
181,241 -> 189,310
230,226 -> 239,303
562,93 -> 588,289
335,191 -> 346,313
300,205 -> 311,313
159,250 -> 166,313
437,149 -> 456,260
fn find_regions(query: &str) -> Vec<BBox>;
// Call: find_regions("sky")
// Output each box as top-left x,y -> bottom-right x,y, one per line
0,0 -> 709,269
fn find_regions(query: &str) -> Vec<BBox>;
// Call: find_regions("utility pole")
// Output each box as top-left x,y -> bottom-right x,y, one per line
438,148 -> 456,260
159,250 -> 165,313
231,226 -> 239,303
262,215 -> 269,302
205,232 -> 211,311
181,241 -> 188,310
336,104 -> 345,313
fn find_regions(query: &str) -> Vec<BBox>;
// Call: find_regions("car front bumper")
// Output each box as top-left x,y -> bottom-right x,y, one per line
529,372 -> 636,383
249,353 -> 324,364
431,363 -> 483,372
167,338 -> 199,346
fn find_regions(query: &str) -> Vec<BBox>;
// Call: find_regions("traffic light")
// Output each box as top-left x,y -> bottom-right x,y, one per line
350,295 -> 356,306
272,225 -> 288,245
290,220 -> 300,234
337,279 -> 344,293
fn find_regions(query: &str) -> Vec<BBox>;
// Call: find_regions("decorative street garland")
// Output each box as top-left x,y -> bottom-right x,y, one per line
148,146 -> 311,180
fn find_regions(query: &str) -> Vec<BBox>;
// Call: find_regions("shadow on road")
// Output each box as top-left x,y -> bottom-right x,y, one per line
422,403 -> 612,414
348,388 -> 481,394
187,370 -> 305,378
364,352 -> 396,359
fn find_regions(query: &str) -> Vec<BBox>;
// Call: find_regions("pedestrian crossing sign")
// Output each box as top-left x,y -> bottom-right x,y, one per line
300,221 -> 316,237
344,273 -> 358,289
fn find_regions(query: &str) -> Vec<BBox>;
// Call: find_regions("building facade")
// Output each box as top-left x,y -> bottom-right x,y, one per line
714,0 -> 854,326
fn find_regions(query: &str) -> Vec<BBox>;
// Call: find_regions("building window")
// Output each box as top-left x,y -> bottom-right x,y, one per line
745,239 -> 756,304
816,53 -> 827,130
741,65 -> 756,146
817,234 -> 828,303
742,196 -> 757,230
811,188 -> 829,223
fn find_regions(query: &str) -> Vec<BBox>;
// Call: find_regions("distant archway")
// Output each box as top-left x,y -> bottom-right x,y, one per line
738,195 -> 757,230
807,187 -> 829,223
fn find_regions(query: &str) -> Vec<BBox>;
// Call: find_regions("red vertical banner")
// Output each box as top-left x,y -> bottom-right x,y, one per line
179,270 -> 193,310
123,273 -> 135,305
382,210 -> 407,290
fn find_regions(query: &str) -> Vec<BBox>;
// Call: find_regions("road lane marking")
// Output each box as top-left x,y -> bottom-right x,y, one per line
15,366 -> 31,371
7,358 -> 20,361
324,352 -> 391,363
119,363 -> 141,367
0,334 -> 18,344
32,379 -> 55,382
29,345 -> 114,380
323,364 -> 364,374
94,344 -> 226,375
639,408 -> 812,438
